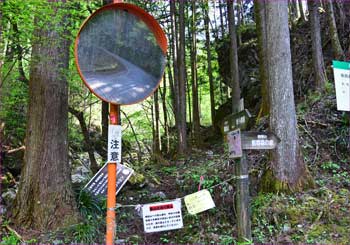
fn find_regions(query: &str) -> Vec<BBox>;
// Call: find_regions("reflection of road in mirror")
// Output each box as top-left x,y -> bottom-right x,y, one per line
81,48 -> 162,104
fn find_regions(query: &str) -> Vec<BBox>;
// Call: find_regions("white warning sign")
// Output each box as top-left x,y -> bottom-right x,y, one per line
184,189 -> 215,215
142,199 -> 183,233
107,125 -> 122,163
333,60 -> 350,111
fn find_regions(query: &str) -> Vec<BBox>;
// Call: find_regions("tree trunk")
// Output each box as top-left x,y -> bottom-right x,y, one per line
160,74 -> 169,154
191,0 -> 200,142
101,101 -> 108,158
167,62 -> 176,117
204,3 -> 216,125
0,0 -> 3,97
308,0 -> 327,91
237,0 -> 242,45
219,0 -> 226,38
254,0 -> 269,118
298,0 -> 306,21
335,0 -> 345,31
153,89 -> 161,155
170,0 -> 179,130
227,0 -> 241,112
177,0 -> 187,154
12,0 -> 79,230
69,107 -> 99,174
262,0 -> 313,192
325,0 -> 345,59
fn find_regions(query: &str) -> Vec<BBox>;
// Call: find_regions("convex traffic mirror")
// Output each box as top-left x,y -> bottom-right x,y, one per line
75,3 -> 167,105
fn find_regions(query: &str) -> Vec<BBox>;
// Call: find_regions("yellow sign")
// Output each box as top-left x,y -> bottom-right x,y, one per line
184,190 -> 215,215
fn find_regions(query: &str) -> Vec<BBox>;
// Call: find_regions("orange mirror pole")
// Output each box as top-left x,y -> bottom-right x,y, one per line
106,103 -> 120,244
106,0 -> 123,243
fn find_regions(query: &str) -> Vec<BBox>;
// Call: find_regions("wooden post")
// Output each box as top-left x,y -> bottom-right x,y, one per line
106,104 -> 120,244
235,152 -> 251,243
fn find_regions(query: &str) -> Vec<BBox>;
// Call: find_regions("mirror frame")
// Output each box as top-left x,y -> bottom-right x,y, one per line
74,2 -> 168,105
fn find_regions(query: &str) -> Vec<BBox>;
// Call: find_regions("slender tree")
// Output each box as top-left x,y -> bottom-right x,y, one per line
254,0 -> 269,118
308,0 -> 327,90
170,0 -> 179,127
101,101 -> 108,157
325,0 -> 345,59
190,0 -> 200,141
204,2 -> 215,124
262,0 -> 312,192
219,0 -> 226,38
298,0 -> 306,21
160,73 -> 169,153
69,107 -> 99,174
227,0 -> 241,112
177,0 -> 187,153
12,0 -> 79,230
153,89 -> 161,155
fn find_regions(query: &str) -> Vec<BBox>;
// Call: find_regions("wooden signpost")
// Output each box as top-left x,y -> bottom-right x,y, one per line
222,106 -> 280,243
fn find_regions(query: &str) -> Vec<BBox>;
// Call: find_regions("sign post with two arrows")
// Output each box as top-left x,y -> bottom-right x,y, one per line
222,105 -> 280,243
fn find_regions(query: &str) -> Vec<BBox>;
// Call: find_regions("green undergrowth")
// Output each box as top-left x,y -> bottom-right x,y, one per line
251,188 -> 350,244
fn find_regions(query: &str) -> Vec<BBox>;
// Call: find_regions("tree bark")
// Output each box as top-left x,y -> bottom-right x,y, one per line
153,89 -> 161,155
160,74 -> 169,154
227,0 -> 241,112
298,0 -> 306,21
325,0 -> 345,59
254,0 -> 269,118
204,3 -> 215,125
191,0 -> 200,142
177,0 -> 187,154
101,101 -> 108,158
69,107 -> 99,174
12,0 -> 79,230
219,0 -> 226,38
308,0 -> 327,91
262,0 -> 313,192
170,0 -> 179,129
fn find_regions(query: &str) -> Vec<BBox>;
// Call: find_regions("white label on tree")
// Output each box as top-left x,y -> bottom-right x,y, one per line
107,125 -> 122,163
184,190 -> 216,215
224,125 -> 229,132
142,199 -> 183,233
333,60 -> 350,111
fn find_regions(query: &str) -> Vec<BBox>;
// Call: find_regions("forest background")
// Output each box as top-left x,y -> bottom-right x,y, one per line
0,0 -> 350,244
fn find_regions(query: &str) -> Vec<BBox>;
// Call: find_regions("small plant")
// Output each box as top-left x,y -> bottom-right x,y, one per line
77,190 -> 105,218
321,161 -> 340,172
0,232 -> 21,245
219,235 -> 235,244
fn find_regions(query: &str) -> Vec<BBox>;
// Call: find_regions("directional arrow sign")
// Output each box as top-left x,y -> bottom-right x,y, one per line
221,109 -> 252,133
241,131 -> 280,150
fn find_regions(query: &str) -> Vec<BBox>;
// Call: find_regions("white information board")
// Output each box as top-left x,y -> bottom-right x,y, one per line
333,60 -> 350,111
107,125 -> 122,163
184,190 -> 215,215
142,199 -> 183,233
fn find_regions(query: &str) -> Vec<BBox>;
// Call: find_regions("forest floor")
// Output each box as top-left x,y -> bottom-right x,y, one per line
1,87 -> 350,244
2,89 -> 349,244
114,91 -> 350,244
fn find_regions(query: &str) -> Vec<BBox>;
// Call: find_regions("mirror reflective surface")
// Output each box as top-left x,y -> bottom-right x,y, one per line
76,8 -> 166,105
